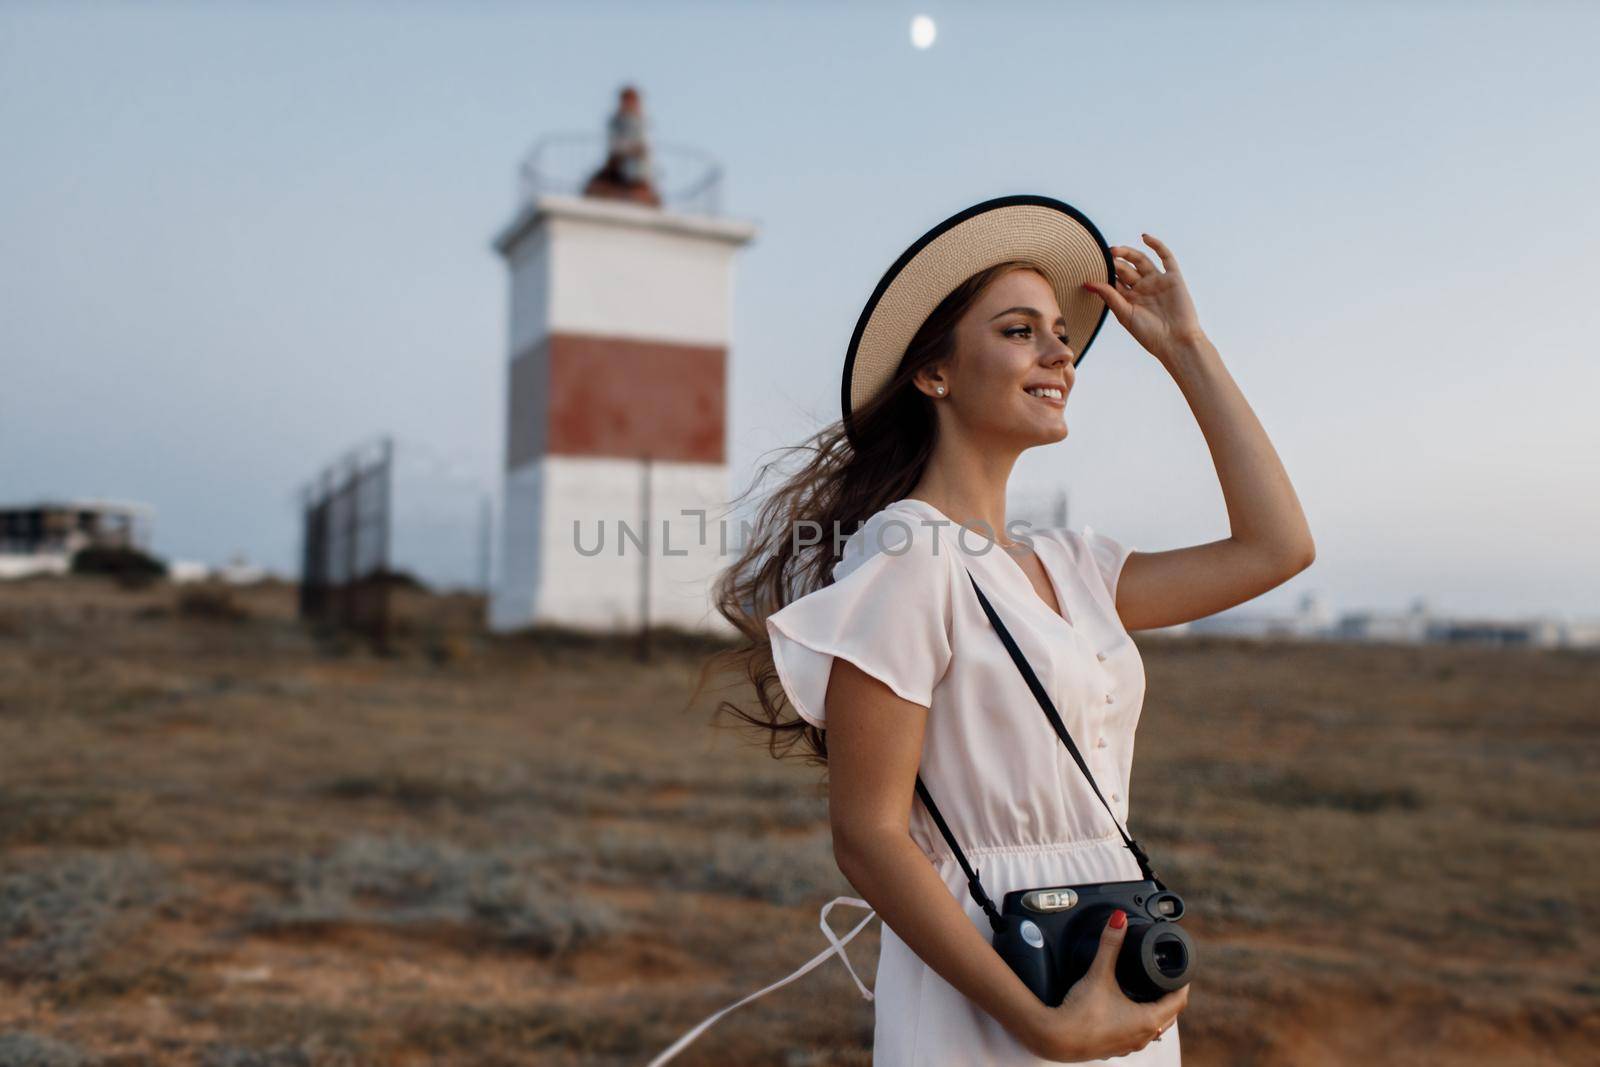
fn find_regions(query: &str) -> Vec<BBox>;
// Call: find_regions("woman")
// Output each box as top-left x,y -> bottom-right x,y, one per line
696,195 -> 1315,1065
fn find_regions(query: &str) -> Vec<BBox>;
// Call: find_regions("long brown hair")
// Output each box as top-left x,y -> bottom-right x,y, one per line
693,260 -> 1050,767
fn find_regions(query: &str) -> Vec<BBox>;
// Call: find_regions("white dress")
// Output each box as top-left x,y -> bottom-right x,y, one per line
764,497 -> 1181,1066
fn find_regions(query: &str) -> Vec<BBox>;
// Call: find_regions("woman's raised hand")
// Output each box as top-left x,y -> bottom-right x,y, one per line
1081,233 -> 1207,363
1025,910 -> 1191,1061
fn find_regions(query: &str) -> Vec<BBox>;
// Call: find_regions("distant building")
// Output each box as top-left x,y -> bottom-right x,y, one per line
1560,619 -> 1600,647
1332,597 -> 1433,644
1181,592 -> 1334,640
0,499 -> 152,555
168,560 -> 213,584
0,499 -> 156,579
216,554 -> 268,585
490,88 -> 756,635
1424,616 -> 1571,648
1157,591 -> 1599,650
1332,597 -> 1595,648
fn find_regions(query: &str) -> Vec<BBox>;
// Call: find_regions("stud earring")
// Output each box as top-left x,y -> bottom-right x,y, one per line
935,385 -> 946,396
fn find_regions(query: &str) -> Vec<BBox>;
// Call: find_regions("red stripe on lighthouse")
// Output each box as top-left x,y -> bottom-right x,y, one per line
542,332 -> 726,464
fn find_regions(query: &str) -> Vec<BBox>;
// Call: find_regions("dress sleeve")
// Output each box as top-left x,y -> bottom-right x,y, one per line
765,525 -> 954,730
1078,524 -> 1137,605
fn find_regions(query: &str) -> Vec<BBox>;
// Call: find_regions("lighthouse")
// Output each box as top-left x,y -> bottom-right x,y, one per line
489,87 -> 757,635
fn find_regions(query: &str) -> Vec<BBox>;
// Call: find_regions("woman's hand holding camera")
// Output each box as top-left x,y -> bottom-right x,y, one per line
1021,909 -> 1191,1061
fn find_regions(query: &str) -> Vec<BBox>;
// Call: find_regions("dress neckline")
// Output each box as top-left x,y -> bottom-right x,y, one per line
890,497 -> 1078,630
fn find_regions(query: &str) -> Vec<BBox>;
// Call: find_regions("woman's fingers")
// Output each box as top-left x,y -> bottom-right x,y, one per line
1082,279 -> 1132,320
1113,259 -> 1141,287
1113,986 -> 1186,1057
1141,231 -> 1180,272
1110,245 -> 1158,277
1140,986 -> 1188,1032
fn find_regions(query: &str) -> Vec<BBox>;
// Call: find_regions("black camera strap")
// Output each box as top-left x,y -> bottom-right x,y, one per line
914,568 -> 1164,932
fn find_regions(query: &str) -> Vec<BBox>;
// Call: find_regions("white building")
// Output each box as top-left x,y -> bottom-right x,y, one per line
488,97 -> 757,635
1333,597 -> 1434,643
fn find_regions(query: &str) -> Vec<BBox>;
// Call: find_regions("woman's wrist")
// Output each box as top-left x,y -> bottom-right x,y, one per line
1157,329 -> 1220,380
1009,997 -> 1080,1061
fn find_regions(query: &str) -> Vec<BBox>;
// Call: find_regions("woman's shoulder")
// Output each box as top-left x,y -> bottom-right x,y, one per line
1029,522 -> 1136,603
766,499 -> 957,727
833,498 -> 955,582
1025,521 -> 1110,557
1025,522 -> 1081,558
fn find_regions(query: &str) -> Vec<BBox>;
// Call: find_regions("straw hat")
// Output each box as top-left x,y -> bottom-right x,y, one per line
841,193 -> 1114,443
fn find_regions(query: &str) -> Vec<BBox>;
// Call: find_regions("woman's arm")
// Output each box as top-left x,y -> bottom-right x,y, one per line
1083,235 -> 1316,633
825,658 -> 1187,1059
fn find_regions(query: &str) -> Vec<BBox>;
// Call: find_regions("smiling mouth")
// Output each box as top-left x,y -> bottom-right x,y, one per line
1024,386 -> 1066,407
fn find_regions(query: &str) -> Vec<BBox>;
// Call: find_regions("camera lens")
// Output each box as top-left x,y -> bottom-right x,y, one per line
1151,932 -> 1188,977
1115,917 -> 1195,1000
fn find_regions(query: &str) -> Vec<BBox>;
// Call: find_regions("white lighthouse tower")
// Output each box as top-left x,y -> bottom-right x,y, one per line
489,87 -> 757,635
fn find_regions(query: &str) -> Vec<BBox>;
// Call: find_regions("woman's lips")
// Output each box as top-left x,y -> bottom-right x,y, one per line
1024,388 -> 1066,409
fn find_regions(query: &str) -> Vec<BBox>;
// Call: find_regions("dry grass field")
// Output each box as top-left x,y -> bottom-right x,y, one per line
0,576 -> 1595,1066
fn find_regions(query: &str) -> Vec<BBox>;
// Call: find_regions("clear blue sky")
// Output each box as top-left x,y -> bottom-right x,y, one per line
2,1 -> 1596,618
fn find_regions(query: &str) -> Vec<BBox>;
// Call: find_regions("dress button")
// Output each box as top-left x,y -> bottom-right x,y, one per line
1096,737 -> 1107,748
1096,651 -> 1107,662
1104,693 -> 1114,704
1111,793 -> 1121,802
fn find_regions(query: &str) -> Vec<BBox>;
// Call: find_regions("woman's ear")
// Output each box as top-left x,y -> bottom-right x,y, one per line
914,368 -> 949,399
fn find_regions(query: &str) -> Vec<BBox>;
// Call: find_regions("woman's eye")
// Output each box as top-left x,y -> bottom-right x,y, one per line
1003,325 -> 1072,347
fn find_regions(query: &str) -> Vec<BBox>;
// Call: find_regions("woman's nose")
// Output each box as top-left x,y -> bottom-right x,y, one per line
1055,349 -> 1078,383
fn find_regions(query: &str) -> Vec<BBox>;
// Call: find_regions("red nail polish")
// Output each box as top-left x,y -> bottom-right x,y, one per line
1110,909 -> 1127,929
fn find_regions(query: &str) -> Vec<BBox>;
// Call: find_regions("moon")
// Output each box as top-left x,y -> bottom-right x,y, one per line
910,14 -> 937,50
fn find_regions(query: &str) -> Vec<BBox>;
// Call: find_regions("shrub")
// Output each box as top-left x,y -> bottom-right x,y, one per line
176,584 -> 249,622
70,546 -> 168,588
0,850 -> 171,982
246,833 -> 621,956
0,1032 -> 94,1067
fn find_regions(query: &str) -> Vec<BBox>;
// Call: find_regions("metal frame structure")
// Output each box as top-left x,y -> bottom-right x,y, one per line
298,436 -> 394,640
515,132 -> 725,217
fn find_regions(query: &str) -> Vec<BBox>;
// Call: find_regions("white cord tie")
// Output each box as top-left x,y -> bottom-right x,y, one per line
645,896 -> 877,1066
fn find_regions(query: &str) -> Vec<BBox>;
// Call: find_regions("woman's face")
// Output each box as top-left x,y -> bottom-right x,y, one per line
930,268 -> 1079,447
